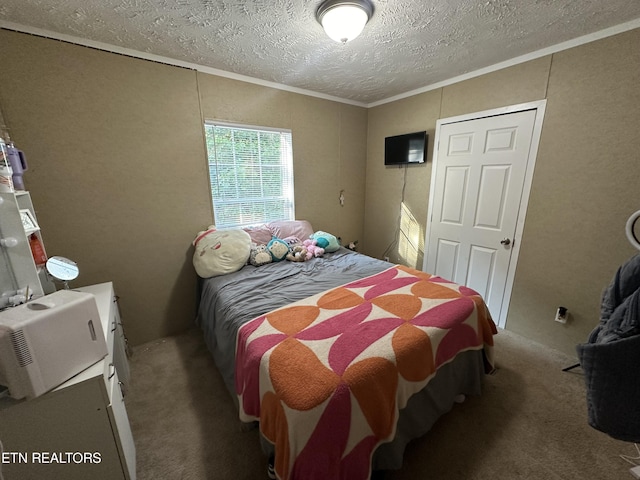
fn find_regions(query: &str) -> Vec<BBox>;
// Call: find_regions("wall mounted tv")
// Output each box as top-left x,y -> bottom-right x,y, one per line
384,131 -> 428,166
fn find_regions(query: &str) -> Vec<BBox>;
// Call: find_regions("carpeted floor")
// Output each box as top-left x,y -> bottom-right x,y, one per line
125,327 -> 636,480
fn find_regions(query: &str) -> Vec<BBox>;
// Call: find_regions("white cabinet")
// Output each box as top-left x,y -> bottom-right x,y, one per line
0,282 -> 136,480
0,190 -> 55,306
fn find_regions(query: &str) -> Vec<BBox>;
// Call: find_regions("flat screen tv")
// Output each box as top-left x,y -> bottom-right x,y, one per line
384,131 -> 427,166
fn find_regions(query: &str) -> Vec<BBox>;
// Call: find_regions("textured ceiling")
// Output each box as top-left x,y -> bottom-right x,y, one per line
1,0 -> 640,105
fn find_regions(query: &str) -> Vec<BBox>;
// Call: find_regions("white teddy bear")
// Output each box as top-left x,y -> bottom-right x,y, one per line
192,225 -> 251,278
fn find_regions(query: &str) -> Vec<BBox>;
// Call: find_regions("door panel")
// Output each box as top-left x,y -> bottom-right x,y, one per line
475,165 -> 510,229
448,133 -> 474,155
425,109 -> 538,321
441,166 -> 468,224
467,245 -> 497,299
485,127 -> 517,152
434,239 -> 459,280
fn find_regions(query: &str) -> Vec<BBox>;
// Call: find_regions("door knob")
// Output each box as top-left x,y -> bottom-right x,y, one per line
500,238 -> 511,246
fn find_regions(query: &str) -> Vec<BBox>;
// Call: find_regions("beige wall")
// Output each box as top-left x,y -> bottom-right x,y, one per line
364,28 -> 640,356
364,91 -> 440,268
2,26 -> 639,357
0,29 -> 367,345
507,29 -> 640,354
196,73 -> 367,244
0,30 -> 209,346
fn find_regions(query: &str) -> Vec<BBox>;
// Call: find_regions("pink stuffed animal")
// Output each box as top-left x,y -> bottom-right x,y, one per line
303,239 -> 325,258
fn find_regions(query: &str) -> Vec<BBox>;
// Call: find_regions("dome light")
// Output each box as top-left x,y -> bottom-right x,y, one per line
316,0 -> 374,44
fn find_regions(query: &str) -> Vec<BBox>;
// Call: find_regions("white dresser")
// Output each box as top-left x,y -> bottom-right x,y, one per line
0,282 -> 136,480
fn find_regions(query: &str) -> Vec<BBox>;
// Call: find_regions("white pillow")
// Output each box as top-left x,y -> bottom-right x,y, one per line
192,226 -> 251,278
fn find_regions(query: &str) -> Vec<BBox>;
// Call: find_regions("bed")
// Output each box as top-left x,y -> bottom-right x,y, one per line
195,225 -> 497,480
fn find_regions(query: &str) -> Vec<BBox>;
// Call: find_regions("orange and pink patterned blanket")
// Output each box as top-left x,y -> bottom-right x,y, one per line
235,265 -> 497,480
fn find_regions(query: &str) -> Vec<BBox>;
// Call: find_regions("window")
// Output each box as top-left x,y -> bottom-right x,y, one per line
204,122 -> 294,228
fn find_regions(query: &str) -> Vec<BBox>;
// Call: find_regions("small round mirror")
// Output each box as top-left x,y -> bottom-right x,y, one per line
46,256 -> 79,288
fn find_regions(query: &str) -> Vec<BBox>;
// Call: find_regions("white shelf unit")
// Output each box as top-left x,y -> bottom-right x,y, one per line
0,282 -> 136,480
0,190 -> 55,306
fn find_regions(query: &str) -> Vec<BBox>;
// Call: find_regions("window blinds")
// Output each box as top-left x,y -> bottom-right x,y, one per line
205,124 -> 294,228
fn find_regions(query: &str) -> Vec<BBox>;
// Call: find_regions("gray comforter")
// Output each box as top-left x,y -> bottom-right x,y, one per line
577,253 -> 640,442
196,247 -> 391,395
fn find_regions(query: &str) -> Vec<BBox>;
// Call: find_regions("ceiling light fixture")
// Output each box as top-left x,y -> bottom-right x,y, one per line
316,0 -> 374,44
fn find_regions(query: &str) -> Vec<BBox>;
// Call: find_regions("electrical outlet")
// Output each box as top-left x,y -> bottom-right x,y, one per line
554,306 -> 568,324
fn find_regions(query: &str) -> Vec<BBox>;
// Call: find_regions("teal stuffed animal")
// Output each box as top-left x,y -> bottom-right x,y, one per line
267,237 -> 290,262
311,231 -> 340,252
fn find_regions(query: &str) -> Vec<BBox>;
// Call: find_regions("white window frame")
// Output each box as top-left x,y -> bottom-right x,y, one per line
204,121 -> 295,229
